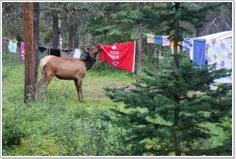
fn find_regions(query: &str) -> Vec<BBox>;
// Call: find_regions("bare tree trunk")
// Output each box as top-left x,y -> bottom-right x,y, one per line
74,36 -> 79,48
172,2 -> 181,156
23,2 -> 35,103
73,24 -> 79,48
154,46 -> 159,70
136,23 -> 143,84
58,14 -> 62,49
52,13 -> 59,49
69,25 -> 74,49
33,2 -> 39,101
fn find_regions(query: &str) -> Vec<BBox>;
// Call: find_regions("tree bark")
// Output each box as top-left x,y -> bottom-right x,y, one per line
69,25 -> 74,49
52,13 -> 59,49
172,2 -> 181,156
74,36 -> 79,48
73,24 -> 79,48
58,14 -> 62,49
154,46 -> 159,70
33,2 -> 40,101
136,23 -> 143,84
23,2 -> 35,103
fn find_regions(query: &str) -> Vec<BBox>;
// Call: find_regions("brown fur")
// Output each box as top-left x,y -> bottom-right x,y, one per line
37,46 -> 100,102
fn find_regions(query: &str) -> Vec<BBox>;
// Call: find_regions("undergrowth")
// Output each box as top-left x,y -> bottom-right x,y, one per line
2,52 -> 133,156
2,52 -> 231,156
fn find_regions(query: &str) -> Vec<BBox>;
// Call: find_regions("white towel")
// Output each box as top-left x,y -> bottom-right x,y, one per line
73,49 -> 81,58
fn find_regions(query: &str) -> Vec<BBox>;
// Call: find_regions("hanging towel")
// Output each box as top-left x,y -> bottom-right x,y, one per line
8,40 -> 17,53
155,35 -> 163,45
189,39 -> 194,60
97,41 -> 136,72
73,49 -> 81,58
20,42 -> 25,60
207,38 -> 232,83
147,34 -> 155,43
162,36 -> 170,46
193,39 -> 206,66
170,40 -> 181,54
182,38 -> 193,51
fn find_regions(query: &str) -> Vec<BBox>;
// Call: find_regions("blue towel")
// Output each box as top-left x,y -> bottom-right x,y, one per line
155,35 -> 163,45
193,39 -> 206,67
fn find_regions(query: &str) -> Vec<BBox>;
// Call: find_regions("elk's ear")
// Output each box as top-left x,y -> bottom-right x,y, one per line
96,44 -> 101,48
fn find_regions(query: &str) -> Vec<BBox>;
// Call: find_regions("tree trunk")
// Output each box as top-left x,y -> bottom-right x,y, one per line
69,25 -> 74,49
73,24 -> 78,48
74,36 -> 79,48
154,46 -> 159,70
23,2 -> 35,103
172,2 -> 181,156
136,23 -> 143,84
52,13 -> 59,49
58,14 -> 62,49
33,2 -> 40,101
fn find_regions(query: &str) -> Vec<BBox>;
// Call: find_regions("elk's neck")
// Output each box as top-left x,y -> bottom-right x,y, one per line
82,54 -> 96,71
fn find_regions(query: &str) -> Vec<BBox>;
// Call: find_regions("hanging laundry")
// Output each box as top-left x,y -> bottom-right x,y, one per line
20,42 -> 25,60
182,38 -> 193,51
147,34 -> 155,43
83,48 -> 89,59
97,41 -> 136,72
73,49 -> 81,58
207,38 -> 232,83
8,39 -> 17,53
193,39 -> 206,66
39,46 -> 47,53
162,36 -> 170,46
48,49 -> 61,57
84,52 -> 89,59
170,40 -> 181,53
155,35 -> 163,45
2,38 -> 9,46
189,39 -> 194,60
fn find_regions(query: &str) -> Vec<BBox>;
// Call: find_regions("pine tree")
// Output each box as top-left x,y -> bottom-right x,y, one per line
105,59 -> 232,156
104,2 -> 232,156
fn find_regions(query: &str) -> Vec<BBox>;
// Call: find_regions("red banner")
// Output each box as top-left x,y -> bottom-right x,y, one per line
97,41 -> 136,72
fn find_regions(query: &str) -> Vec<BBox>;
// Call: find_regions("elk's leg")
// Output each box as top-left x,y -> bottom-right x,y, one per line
37,75 -> 54,100
37,76 -> 46,89
44,75 -> 54,100
45,75 -> 54,85
36,76 -> 46,100
74,78 -> 84,103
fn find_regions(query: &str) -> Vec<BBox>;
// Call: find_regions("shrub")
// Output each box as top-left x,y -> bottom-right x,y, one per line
2,106 -> 25,147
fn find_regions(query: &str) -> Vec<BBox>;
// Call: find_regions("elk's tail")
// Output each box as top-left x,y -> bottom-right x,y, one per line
40,56 -> 53,77
40,56 -> 52,69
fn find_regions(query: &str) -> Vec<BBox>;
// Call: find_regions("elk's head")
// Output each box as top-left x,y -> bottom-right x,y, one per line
88,46 -> 100,58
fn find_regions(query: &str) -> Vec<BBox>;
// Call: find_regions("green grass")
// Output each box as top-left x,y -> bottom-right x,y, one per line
2,52 -> 231,156
2,52 -> 135,156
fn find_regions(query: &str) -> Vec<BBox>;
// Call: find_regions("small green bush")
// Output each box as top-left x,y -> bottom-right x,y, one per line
2,107 -> 25,147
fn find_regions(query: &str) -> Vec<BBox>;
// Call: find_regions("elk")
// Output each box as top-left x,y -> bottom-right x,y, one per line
37,46 -> 100,103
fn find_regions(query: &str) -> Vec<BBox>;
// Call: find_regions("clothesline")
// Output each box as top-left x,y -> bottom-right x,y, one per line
2,37 -> 75,53
2,37 -> 82,60
146,31 -> 232,83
